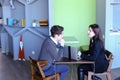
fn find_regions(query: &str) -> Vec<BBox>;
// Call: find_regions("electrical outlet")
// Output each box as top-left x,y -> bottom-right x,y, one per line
32,51 -> 35,55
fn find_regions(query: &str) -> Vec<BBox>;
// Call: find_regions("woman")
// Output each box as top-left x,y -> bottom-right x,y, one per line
77,24 -> 109,80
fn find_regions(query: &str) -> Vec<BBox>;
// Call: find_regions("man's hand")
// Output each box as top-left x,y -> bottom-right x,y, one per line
59,39 -> 65,47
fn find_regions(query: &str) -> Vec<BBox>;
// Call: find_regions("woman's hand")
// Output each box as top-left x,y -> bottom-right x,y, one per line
77,51 -> 82,60
78,51 -> 82,56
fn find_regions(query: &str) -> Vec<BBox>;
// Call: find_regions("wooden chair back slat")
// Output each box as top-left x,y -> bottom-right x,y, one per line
29,56 -> 60,80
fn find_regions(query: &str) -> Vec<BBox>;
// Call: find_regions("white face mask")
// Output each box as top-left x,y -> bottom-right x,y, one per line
88,27 -> 95,38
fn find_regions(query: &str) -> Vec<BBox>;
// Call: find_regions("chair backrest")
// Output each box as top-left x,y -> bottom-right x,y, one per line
37,60 -> 48,78
105,50 -> 114,72
30,57 -> 60,80
29,56 -> 42,79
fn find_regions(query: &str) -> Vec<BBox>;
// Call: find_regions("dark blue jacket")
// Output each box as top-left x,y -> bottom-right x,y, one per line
81,40 -> 109,73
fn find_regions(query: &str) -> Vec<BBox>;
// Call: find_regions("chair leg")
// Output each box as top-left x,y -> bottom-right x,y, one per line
88,72 -> 93,80
56,73 -> 60,80
31,76 -> 34,80
106,73 -> 112,80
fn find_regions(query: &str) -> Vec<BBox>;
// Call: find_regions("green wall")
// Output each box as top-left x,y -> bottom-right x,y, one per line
54,0 -> 96,48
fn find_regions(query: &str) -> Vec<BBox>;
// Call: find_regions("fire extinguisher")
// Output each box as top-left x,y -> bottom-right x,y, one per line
18,35 -> 25,61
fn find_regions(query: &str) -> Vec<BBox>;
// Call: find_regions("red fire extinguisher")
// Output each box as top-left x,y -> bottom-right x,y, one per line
18,35 -> 25,61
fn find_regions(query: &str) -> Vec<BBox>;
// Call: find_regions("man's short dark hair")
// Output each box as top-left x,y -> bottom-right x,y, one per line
50,25 -> 64,37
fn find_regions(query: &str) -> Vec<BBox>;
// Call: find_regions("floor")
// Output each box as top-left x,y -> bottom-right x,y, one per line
0,50 -> 120,80
0,52 -> 31,80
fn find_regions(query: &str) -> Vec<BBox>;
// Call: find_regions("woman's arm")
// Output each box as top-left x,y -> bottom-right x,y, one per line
81,41 -> 101,61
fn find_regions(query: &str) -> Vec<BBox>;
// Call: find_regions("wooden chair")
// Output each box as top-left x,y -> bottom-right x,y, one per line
29,56 -> 42,80
37,60 -> 60,80
88,50 -> 114,80
29,57 -> 60,80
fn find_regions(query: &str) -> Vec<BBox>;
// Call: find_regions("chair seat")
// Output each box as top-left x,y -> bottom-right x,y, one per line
88,50 -> 114,80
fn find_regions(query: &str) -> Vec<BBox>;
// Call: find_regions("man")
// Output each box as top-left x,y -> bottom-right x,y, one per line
39,25 -> 69,80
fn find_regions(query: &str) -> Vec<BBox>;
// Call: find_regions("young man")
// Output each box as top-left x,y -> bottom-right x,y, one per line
38,25 -> 69,80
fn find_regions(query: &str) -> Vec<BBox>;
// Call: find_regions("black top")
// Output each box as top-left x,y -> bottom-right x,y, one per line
81,40 -> 109,73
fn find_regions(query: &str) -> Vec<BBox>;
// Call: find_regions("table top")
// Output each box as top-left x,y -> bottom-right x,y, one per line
55,57 -> 94,64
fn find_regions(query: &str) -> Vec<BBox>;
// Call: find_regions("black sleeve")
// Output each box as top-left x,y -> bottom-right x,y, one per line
81,41 -> 101,61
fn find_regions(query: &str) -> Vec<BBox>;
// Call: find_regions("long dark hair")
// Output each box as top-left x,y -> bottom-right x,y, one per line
89,24 -> 104,50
